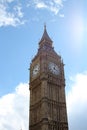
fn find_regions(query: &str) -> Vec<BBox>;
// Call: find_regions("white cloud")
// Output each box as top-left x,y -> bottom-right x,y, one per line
67,72 -> 87,130
0,0 -> 65,27
35,1 -> 47,8
29,0 -> 64,15
59,13 -> 64,17
1,72 -> 87,130
0,83 -> 29,130
0,0 -> 25,27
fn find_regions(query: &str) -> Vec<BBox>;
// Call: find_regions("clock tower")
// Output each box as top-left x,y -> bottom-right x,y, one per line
29,25 -> 68,130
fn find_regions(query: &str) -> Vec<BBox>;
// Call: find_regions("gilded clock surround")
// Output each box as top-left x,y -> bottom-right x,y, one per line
29,25 -> 68,130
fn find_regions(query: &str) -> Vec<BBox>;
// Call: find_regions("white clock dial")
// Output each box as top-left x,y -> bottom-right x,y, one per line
49,62 -> 60,75
32,64 -> 40,76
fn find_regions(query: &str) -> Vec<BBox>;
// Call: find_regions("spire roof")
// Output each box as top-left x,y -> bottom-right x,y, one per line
39,25 -> 52,44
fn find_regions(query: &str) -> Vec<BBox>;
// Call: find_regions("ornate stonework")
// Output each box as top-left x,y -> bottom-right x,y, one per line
29,26 -> 68,130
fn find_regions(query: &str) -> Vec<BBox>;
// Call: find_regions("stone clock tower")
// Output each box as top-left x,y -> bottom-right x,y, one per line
29,25 -> 68,130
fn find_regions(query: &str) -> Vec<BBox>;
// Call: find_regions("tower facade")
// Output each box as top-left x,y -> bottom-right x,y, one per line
29,26 -> 68,130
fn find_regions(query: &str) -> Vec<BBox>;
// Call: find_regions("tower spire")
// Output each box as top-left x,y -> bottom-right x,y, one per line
44,23 -> 46,30
39,25 -> 53,44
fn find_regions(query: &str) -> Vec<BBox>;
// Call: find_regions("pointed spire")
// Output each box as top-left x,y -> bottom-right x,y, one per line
44,23 -> 46,31
39,24 -> 52,44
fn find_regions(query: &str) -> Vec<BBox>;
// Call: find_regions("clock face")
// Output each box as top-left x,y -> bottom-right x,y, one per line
32,63 -> 40,76
49,62 -> 60,75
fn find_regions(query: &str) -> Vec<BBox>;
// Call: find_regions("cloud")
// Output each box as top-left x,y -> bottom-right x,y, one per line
0,83 -> 29,130
67,72 -> 87,130
35,1 -> 47,9
59,13 -> 64,17
0,0 -> 65,27
0,0 -> 25,27
1,72 -> 87,130
28,0 -> 64,15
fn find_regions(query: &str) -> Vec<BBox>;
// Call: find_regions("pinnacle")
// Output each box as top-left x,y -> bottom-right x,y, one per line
39,25 -> 52,44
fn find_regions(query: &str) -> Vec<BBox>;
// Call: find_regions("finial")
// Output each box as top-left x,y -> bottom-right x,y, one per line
44,22 -> 46,30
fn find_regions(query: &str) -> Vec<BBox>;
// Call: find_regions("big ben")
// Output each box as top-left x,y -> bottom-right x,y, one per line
29,25 -> 68,130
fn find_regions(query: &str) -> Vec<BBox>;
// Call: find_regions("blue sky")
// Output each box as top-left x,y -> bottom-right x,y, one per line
0,0 -> 87,130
